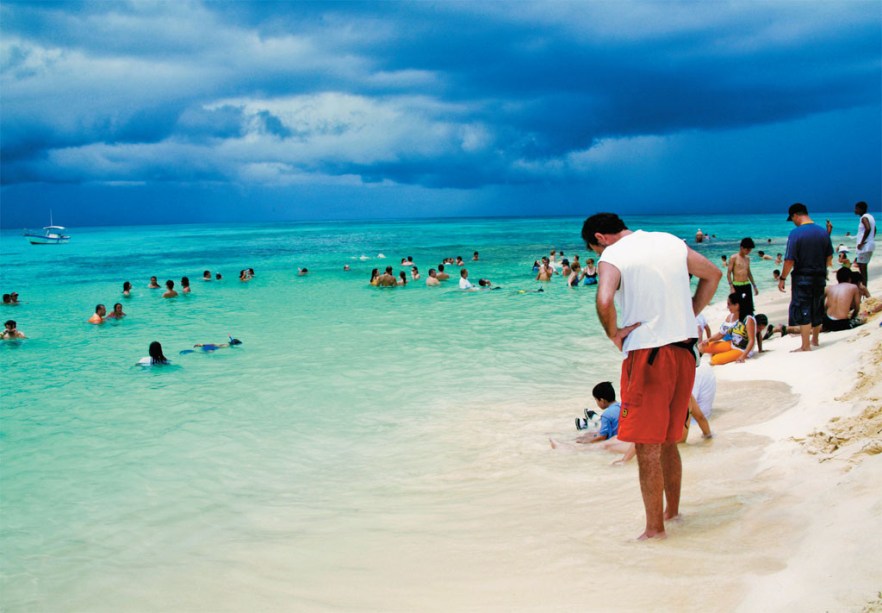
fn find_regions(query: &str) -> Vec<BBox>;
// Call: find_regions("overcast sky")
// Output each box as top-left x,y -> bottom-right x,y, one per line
1,0 -> 880,228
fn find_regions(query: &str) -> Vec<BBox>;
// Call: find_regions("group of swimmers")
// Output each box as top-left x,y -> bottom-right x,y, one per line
532,251 -> 599,286
2,292 -> 21,306
368,252 -> 485,288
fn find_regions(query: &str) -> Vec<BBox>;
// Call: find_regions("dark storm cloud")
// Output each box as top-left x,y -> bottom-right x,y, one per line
0,0 -> 879,200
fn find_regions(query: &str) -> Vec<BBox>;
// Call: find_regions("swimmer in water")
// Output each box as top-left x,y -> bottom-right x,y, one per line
139,341 -> 169,365
163,280 -> 178,298
2,319 -> 26,339
122,281 -> 132,297
88,304 -> 107,325
192,338 -> 243,352
106,302 -> 126,319
147,276 -> 160,289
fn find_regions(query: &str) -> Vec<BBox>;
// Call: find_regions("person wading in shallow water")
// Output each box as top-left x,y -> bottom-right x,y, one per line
582,212 -> 721,540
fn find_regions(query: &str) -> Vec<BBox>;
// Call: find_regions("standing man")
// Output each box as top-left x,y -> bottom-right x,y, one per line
582,213 -> 721,540
777,203 -> 833,352
854,201 -> 876,286
727,237 -> 758,316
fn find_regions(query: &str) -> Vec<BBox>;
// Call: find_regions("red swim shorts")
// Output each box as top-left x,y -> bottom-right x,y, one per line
618,345 -> 696,444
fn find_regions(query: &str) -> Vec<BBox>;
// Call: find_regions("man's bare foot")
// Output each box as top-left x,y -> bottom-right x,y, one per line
702,432 -> 713,439
549,438 -> 558,449
791,346 -> 812,353
663,511 -> 681,522
811,340 -> 820,347
637,530 -> 667,541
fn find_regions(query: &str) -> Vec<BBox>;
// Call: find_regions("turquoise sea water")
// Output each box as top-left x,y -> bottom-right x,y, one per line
0,212 -> 860,610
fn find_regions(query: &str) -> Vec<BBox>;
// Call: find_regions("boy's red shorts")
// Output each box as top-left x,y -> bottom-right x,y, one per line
618,345 -> 696,444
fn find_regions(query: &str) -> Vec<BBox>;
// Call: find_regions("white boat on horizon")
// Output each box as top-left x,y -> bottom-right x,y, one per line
24,214 -> 71,245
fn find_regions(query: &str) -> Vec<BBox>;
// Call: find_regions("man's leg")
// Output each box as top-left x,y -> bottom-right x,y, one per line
794,323 -> 812,351
858,262 -> 868,286
661,442 -> 682,520
634,442 -> 665,539
811,324 -> 821,347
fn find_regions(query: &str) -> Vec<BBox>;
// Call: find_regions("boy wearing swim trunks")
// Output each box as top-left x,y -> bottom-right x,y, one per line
727,237 -> 758,317
582,213 -> 721,540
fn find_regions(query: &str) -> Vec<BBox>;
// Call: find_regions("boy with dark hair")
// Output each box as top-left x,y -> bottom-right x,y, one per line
727,237 -> 758,316
575,382 -> 622,444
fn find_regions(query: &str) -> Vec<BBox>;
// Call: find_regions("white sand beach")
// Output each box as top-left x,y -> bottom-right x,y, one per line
676,267 -> 882,611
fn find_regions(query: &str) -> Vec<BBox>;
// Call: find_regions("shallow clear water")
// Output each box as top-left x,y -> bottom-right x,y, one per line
0,212 -> 858,610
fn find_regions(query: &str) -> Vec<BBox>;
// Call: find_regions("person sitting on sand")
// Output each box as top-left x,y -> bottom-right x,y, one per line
88,304 -> 107,325
574,382 -> 621,445
426,269 -> 440,286
769,267 -> 863,336
139,341 -> 169,365
106,303 -> 126,319
147,276 -> 160,289
163,280 -> 178,298
122,281 -> 132,297
838,246 -> 852,269
436,264 -> 450,281
699,291 -> 757,365
2,319 -> 26,339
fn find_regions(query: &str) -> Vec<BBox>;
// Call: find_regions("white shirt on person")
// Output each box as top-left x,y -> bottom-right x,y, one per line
692,361 -> 716,418
856,213 -> 876,254
599,230 -> 696,355
459,277 -> 473,290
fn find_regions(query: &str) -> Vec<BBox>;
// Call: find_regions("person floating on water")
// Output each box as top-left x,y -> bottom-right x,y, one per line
192,337 -> 243,352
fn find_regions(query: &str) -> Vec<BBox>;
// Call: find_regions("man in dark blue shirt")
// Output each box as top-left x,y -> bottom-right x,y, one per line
778,203 -> 833,351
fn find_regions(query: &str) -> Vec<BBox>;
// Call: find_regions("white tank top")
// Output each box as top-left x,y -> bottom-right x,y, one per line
600,230 -> 697,355
857,213 -> 876,253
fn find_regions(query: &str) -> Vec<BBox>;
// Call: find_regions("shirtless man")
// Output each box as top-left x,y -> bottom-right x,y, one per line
727,237 -> 758,316
2,320 -> 26,339
536,262 -> 553,282
426,269 -> 440,286
773,268 -> 862,335
377,266 -> 397,287
147,276 -> 160,289
163,280 -> 178,298
88,304 -> 107,324
436,264 -> 450,281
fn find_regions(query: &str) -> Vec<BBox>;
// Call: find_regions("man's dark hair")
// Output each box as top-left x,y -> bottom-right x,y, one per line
836,267 -> 852,283
438,264 -> 445,272
581,213 -> 627,246
5,320 -> 16,327
95,303 -> 104,312
849,269 -> 864,285
741,237 -> 755,249
592,381 -> 616,402
855,201 -> 868,214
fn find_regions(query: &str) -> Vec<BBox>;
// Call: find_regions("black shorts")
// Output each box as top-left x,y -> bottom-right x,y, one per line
732,283 -> 754,316
821,315 -> 853,332
789,278 -> 826,327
